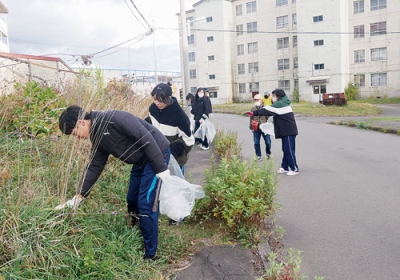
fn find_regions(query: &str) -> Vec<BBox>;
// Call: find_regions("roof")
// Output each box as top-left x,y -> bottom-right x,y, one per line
0,1 -> 8,13
0,52 -> 74,72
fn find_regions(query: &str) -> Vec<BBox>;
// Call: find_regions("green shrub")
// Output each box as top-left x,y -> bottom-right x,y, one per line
192,155 -> 278,245
344,82 -> 359,101
0,81 -> 67,137
213,129 -> 241,160
292,88 -> 300,103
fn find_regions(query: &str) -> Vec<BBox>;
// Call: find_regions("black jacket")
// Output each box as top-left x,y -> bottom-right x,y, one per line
147,97 -> 194,165
81,110 -> 170,197
191,97 -> 210,124
253,96 -> 298,139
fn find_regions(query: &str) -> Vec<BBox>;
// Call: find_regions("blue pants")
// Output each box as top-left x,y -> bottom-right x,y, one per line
253,129 -> 271,157
126,147 -> 170,257
194,122 -> 208,148
281,135 -> 299,172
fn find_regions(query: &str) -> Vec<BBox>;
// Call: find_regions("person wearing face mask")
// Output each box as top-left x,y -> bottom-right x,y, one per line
191,87 -> 210,150
249,94 -> 272,161
245,89 -> 299,176
262,92 -> 272,106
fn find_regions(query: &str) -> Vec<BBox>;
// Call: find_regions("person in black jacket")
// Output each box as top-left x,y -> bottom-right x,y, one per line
147,83 -> 195,225
58,105 -> 171,259
191,87 -> 210,150
245,89 -> 299,176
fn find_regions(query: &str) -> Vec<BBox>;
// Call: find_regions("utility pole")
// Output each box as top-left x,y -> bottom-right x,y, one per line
179,0 -> 189,109
153,21 -> 158,85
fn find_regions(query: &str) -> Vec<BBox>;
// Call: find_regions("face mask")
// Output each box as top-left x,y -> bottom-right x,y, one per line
272,97 -> 277,103
198,93 -> 204,98
254,101 -> 262,106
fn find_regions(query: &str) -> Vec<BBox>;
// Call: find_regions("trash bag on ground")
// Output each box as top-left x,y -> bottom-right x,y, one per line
159,175 -> 205,222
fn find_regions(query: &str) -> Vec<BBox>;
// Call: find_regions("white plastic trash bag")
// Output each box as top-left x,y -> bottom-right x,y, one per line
168,155 -> 184,179
193,115 -> 216,143
259,116 -> 274,136
159,176 -> 205,222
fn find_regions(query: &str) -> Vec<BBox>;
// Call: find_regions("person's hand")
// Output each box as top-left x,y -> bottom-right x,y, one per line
156,169 -> 170,182
244,111 -> 254,117
199,119 -> 203,124
209,113 -> 213,119
55,195 -> 83,210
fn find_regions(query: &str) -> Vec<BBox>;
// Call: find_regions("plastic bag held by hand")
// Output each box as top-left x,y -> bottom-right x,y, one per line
251,120 -> 259,131
244,111 -> 254,117
159,176 -> 205,222
55,195 -> 82,210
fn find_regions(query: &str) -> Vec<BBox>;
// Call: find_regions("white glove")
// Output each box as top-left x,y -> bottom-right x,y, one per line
55,195 -> 83,210
209,113 -> 213,119
156,169 -> 170,181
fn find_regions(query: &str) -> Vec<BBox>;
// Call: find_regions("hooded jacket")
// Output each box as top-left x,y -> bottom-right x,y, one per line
147,97 -> 194,165
252,96 -> 298,138
81,110 -> 170,197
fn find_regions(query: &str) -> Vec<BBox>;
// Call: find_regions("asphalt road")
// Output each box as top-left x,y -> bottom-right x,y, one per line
212,112 -> 400,280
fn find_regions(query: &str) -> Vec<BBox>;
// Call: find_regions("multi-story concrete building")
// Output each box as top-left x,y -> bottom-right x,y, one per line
0,1 -> 9,52
179,0 -> 400,103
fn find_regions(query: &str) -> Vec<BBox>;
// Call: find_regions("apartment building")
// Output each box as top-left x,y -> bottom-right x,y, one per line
0,1 -> 9,52
179,0 -> 400,103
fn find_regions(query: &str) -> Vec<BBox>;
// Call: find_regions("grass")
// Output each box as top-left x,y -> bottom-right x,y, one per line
213,100 -> 383,117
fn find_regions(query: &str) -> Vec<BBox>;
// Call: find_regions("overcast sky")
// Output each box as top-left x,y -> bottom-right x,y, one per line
3,0 -> 197,72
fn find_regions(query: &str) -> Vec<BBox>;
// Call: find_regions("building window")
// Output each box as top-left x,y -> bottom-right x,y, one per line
190,87 -> 197,94
371,0 -> 386,11
208,91 -> 218,98
189,69 -> 196,79
237,44 -> 244,55
188,52 -> 195,62
371,73 -> 387,86
187,34 -> 194,44
371,47 -> 387,61
247,21 -> 258,33
277,37 -> 289,49
249,82 -> 259,92
278,80 -> 290,90
239,83 -> 246,93
314,85 -> 327,94
248,62 -> 259,73
370,21 -> 386,36
294,79 -> 299,89
314,63 -> 324,70
314,40 -> 324,46
246,1 -> 257,13
208,55 -> 215,61
354,74 -> 365,87
292,13 -> 297,25
354,25 -> 365,38
236,4 -> 243,16
278,58 -> 290,70
238,64 -> 245,75
313,15 -> 323,22
248,42 -> 258,53
277,15 -> 289,28
207,36 -> 214,42
293,36 -> 298,48
293,57 -> 298,68
209,74 -> 216,80
187,17 -> 194,26
277,0 -> 288,6
236,24 -> 244,36
354,0 -> 364,14
206,16 -> 213,22
354,50 -> 365,63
